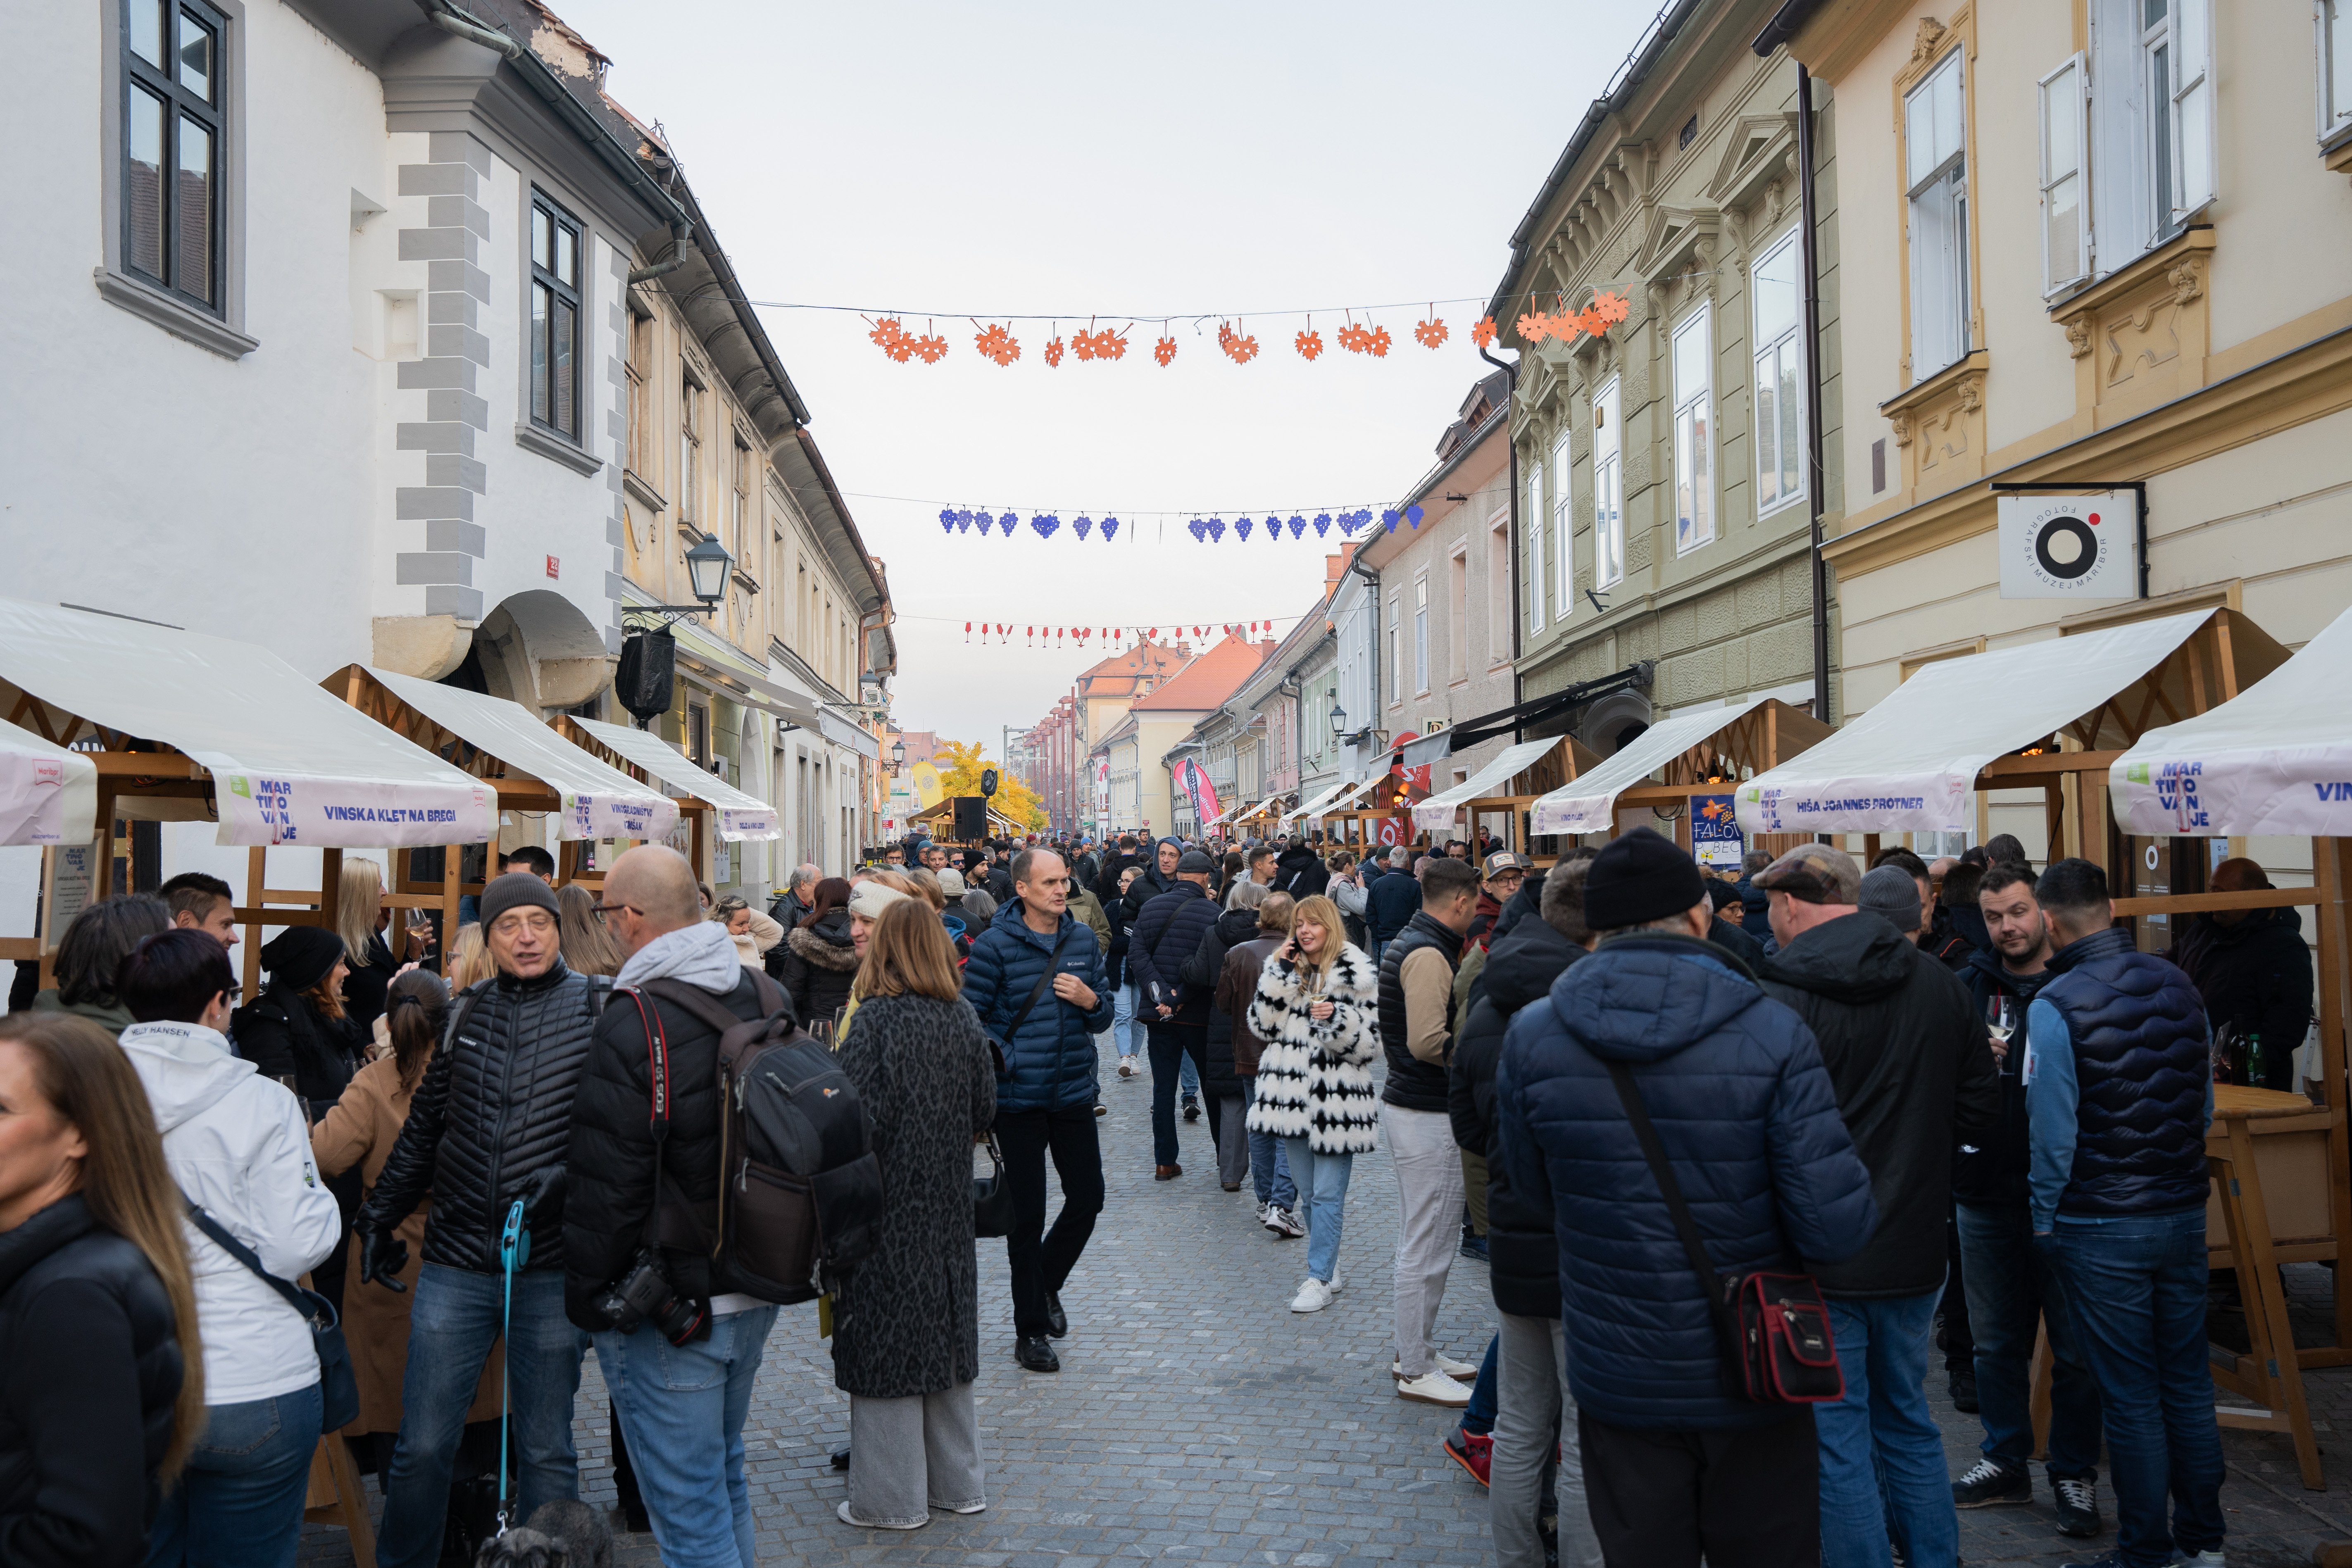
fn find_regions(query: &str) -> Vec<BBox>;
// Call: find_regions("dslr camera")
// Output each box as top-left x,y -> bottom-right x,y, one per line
594,1249 -> 707,1345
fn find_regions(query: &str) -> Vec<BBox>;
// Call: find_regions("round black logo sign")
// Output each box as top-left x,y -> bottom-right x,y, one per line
2033,514 -> 2100,580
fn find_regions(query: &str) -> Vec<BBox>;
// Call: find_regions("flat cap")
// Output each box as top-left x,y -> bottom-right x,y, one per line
1752,843 -> 1861,905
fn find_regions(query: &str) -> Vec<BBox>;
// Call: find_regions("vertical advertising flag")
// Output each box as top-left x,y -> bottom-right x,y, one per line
1176,757 -> 1221,829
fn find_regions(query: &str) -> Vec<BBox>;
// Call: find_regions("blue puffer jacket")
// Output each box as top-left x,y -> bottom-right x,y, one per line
962,899 -> 1115,1114
1496,933 -> 1876,1432
1366,866 -> 1422,942
2038,926 -> 2211,1218
1127,881 -> 1221,1026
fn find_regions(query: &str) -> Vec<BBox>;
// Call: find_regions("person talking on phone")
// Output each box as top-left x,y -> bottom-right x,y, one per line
962,848 -> 1114,1375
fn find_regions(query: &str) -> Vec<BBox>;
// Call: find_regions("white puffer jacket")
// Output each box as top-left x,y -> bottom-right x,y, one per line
120,1019 -> 343,1405
1244,943 -> 1382,1154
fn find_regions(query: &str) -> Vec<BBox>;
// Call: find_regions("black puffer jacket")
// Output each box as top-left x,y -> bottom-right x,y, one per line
1129,882 -> 1219,1026
1760,913 -> 1997,1299
0,1195 -> 184,1568
232,984 -> 363,1119
2167,906 -> 2315,1087
1184,905 -> 1263,1097
1451,916 -> 1581,1318
564,968 -> 768,1323
362,959 -> 606,1274
777,911 -> 859,1027
1275,846 -> 1328,900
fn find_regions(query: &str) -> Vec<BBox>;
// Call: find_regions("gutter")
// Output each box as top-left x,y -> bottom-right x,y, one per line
1345,550 -> 1381,750
1752,0 -> 1829,58
1479,345 -> 1523,740
791,428 -> 888,611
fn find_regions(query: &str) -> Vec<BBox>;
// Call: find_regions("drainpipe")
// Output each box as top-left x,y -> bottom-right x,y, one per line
419,0 -> 518,57
1345,553 -> 1381,776
627,220 -> 694,285
1797,63 -> 1832,728
1479,345 -> 1523,740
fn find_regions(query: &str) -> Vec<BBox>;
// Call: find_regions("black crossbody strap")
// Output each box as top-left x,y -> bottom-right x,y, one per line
184,1197 -> 320,1323
1003,926 -> 1075,1041
1604,1062 -> 1726,1303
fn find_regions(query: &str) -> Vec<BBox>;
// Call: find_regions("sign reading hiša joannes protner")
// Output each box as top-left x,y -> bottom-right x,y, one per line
216,773 -> 496,848
1734,779 -> 1952,837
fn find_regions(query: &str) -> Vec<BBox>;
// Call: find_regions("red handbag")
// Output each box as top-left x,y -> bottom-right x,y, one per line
1607,1063 -> 1846,1405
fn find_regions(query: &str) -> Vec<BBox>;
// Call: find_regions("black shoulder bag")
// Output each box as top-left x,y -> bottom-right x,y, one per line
184,1198 -> 361,1432
974,928 -> 1074,1237
1605,1061 -> 1844,1406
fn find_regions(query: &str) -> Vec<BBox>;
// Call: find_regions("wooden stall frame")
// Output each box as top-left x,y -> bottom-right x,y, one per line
555,714 -> 716,886
2207,1089 -> 2328,1488
1563,699 -> 1833,862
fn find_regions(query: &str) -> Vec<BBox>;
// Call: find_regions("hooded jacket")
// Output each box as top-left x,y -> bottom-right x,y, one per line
1496,933 -> 1876,1430
1128,880 -> 1221,1027
1450,915 -> 1581,1318
777,909 -> 859,1027
2166,905 -> 2315,1075
1275,846 -> 1328,900
119,1019 -> 341,1404
1952,945 -> 2055,1209
1366,864 -> 1423,942
0,1195 -> 185,1568
1759,913 -> 1997,1299
962,898 -> 1114,1114
1093,849 -> 1146,918
1119,838 -> 1185,919
361,959 -> 606,1274
1183,904 -> 1264,1096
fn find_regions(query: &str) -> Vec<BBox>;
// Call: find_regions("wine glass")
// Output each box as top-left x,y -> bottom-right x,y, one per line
1985,994 -> 2017,1072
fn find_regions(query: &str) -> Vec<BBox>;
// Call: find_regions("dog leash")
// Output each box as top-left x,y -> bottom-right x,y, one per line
496,1197 -> 528,1537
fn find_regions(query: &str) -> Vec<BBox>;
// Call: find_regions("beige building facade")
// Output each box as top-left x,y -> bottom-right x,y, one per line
1776,0 -> 2352,857
1500,0 -> 1846,754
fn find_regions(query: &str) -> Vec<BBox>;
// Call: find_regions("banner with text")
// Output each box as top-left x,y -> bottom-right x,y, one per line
213,773 -> 497,849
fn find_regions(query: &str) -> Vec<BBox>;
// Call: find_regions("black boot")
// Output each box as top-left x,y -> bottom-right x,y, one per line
1016,1334 -> 1061,1373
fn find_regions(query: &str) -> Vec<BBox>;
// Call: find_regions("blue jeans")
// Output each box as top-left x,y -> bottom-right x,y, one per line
1462,1332 -> 1501,1436
1111,970 -> 1138,1055
1241,1080 -> 1296,1211
1283,1137 -> 1354,1283
596,1305 -> 780,1568
1817,1290 -> 1956,1568
1956,1203 -> 2102,1479
2051,1210 -> 2226,1568
1179,1046 -> 1201,1097
377,1264 -> 589,1568
143,1383 -> 323,1568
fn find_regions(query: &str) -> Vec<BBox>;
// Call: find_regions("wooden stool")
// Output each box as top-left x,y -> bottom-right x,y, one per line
2208,1102 -> 2326,1490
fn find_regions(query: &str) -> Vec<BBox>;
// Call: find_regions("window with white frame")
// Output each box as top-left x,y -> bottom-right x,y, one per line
1671,307 -> 1714,555
731,435 -> 750,561
1388,597 -> 1401,705
1524,463 -> 1545,635
1488,518 -> 1510,664
1907,50 -> 1970,378
2059,0 -> 2216,290
1413,577 -> 1430,695
2326,0 -> 2352,145
1593,378 -> 1624,590
1551,435 -> 1574,619
679,372 -> 703,525
1751,231 -> 1806,516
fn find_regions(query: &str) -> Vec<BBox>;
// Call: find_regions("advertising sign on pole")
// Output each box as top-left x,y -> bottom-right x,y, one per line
1690,793 -> 1744,869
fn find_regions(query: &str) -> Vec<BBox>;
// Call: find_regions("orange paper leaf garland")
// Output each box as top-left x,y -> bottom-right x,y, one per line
1471,316 -> 1497,348
1295,328 -> 1325,362
1413,316 -> 1448,350
1366,324 -> 1392,357
1043,334 -> 1065,368
1154,334 -> 1177,366
1070,324 -> 1129,362
910,322 -> 949,364
1216,321 -> 1259,364
1593,289 -> 1631,326
868,316 -> 915,363
973,322 -> 1021,366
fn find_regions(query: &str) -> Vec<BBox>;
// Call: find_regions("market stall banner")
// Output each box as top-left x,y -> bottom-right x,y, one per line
1691,795 -> 1743,869
2109,600 -> 2352,838
215,772 -> 496,850
566,791 -> 681,845
1175,757 -> 1221,829
0,717 -> 96,847
717,806 -> 781,841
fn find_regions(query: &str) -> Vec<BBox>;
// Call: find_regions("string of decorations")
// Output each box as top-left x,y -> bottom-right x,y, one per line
938,504 -> 1433,541
863,290 -> 1630,369
957,620 -> 1293,649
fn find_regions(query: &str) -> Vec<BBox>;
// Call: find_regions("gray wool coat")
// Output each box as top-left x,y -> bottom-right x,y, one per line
828,991 -> 997,1399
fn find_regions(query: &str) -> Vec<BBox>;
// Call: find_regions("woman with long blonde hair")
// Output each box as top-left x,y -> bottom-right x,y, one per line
443,922 -> 490,993
0,1010 -> 205,1566
333,856 -> 432,1040
1244,892 -> 1380,1313
555,885 -> 622,978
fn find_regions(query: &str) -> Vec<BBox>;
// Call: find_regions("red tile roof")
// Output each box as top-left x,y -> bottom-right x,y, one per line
1131,638 -> 1273,712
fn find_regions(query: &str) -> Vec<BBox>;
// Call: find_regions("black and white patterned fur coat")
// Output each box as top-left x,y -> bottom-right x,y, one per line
1244,944 -> 1381,1155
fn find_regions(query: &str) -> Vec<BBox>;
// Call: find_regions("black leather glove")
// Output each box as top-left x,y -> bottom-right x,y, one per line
512,1164 -> 567,1224
358,1225 -> 409,1292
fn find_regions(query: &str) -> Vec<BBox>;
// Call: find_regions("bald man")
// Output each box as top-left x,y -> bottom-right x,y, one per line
2164,857 -> 2314,1090
564,845 -> 788,1566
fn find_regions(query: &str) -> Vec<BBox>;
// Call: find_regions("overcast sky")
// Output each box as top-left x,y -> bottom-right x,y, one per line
557,0 -> 1662,759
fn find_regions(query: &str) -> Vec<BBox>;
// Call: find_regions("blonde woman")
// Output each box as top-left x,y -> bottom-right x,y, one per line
335,857 -> 431,1040
1244,892 -> 1379,1313
444,922 -> 490,993
556,885 -> 623,978
709,894 -> 783,971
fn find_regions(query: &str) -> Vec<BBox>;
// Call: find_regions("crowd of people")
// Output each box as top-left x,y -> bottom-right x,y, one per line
0,809 -> 2313,1568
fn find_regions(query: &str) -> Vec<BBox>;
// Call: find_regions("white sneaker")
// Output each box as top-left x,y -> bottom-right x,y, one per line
1326,1271 -> 1344,1293
1264,1205 -> 1307,1239
1395,1369 -> 1473,1407
1117,1057 -> 1139,1079
1394,1354 -> 1479,1381
2172,1553 -> 2225,1567
1289,1277 -> 1336,1313
836,1499 -> 926,1530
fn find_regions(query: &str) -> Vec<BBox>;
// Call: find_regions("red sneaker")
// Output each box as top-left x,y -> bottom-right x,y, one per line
1443,1429 -> 1492,1488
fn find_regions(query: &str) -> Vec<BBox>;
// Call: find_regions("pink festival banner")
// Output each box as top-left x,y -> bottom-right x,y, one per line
1176,757 -> 1221,830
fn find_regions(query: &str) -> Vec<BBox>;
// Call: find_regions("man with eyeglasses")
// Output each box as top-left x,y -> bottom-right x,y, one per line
356,872 -> 609,1568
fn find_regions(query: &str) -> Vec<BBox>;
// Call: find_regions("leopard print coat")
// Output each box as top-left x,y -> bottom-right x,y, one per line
1243,944 -> 1381,1155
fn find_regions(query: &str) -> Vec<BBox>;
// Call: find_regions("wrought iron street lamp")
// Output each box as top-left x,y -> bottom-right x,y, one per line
620,536 -> 735,632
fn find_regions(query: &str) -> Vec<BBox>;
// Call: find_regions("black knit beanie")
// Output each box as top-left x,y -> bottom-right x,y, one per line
260,926 -> 344,992
1582,827 -> 1708,931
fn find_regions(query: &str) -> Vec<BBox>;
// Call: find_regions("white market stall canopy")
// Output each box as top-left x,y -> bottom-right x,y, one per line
1280,777 -> 1371,830
1733,608 -> 2278,838
0,716 -> 98,847
570,715 -> 780,840
357,668 -> 680,844
1414,737 -> 1564,832
1531,697 -> 1773,837
2111,601 -> 2352,838
0,600 -> 493,848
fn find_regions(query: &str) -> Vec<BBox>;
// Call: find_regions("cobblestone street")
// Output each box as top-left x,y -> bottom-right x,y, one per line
303,1042 -> 2352,1566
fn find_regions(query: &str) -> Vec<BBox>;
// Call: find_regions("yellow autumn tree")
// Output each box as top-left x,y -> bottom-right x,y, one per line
932,740 -> 1047,831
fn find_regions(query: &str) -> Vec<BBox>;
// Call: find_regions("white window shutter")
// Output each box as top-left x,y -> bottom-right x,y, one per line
2040,53 -> 2091,294
2173,0 -> 2218,217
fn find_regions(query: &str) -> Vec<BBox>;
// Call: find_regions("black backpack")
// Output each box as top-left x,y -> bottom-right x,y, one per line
630,971 -> 883,1304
